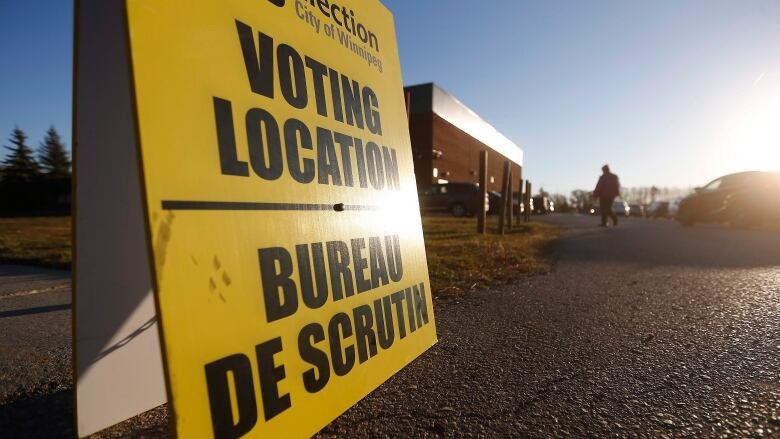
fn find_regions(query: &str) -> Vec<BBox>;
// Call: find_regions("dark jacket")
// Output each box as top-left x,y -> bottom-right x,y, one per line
594,172 -> 620,199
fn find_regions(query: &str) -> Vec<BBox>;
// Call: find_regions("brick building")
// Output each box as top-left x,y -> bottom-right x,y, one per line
404,83 -> 524,192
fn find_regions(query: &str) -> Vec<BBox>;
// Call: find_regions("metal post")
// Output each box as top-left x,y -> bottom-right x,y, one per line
505,167 -> 513,231
498,160 -> 511,235
477,151 -> 488,234
516,166 -> 523,226
524,181 -> 532,222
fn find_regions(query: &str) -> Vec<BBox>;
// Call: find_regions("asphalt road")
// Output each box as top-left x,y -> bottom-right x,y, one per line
2,215 -> 779,437
0,265 -> 72,434
320,215 -> 780,438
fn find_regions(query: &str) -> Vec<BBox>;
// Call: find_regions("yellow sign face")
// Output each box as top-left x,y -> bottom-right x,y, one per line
125,0 -> 436,437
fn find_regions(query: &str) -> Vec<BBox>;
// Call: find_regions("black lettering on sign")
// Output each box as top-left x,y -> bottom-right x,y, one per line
298,322 -> 330,393
213,97 -> 249,177
283,118 -> 315,183
277,44 -> 308,109
296,243 -> 328,309
352,304 -> 378,363
390,290 -> 407,339
205,354 -> 258,439
365,142 -> 385,190
352,137 -> 369,188
362,86 -> 382,135
404,287 -> 417,333
328,312 -> 355,376
316,128 -> 343,186
385,235 -> 403,282
326,241 -> 354,300
235,20 -> 274,98
412,282 -> 430,328
260,236 -> 407,320
340,75 -> 364,129
350,238 -> 371,293
258,247 -> 298,322
256,337 -> 291,421
232,23 -> 386,140
304,56 -> 329,117
368,236 -> 389,289
245,107 -> 283,180
382,146 -> 400,190
333,131 -> 355,187
373,296 -> 395,349
328,67 -> 344,122
210,101 -> 398,190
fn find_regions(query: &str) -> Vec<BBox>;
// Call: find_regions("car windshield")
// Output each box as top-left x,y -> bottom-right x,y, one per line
702,178 -> 722,191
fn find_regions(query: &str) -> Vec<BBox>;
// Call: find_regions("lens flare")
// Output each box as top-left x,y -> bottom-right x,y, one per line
722,83 -> 780,172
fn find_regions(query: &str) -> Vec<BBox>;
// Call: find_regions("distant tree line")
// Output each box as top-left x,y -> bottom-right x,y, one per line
536,186 -> 693,214
535,187 -> 575,213
1,126 -> 71,215
618,186 -> 692,205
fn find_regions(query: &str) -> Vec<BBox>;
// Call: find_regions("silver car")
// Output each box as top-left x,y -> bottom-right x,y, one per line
612,200 -> 630,216
668,197 -> 683,219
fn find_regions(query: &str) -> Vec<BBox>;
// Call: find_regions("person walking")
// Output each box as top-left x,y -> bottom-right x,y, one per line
593,164 -> 620,227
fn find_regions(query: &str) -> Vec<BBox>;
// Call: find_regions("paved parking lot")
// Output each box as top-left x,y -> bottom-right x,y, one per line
1,215 -> 779,437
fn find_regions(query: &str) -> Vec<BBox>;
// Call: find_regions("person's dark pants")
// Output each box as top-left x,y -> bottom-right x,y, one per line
600,197 -> 618,226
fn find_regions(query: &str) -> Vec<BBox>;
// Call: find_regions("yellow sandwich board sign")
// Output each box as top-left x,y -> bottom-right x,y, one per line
120,0 -> 436,436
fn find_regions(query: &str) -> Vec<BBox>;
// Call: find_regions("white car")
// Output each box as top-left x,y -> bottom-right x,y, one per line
612,200 -> 630,216
668,197 -> 683,218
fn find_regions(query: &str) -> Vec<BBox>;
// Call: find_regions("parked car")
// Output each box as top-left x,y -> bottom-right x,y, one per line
488,191 -> 503,214
532,196 -> 553,214
668,197 -> 683,219
629,204 -> 645,217
511,192 -> 526,216
720,185 -> 780,228
676,171 -> 780,226
418,182 -> 482,217
612,200 -> 630,216
647,201 -> 669,219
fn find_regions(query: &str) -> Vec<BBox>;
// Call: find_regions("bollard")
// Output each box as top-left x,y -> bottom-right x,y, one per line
505,167 -> 513,231
477,151 -> 488,234
524,181 -> 532,222
516,166 -> 523,227
498,160 -> 511,235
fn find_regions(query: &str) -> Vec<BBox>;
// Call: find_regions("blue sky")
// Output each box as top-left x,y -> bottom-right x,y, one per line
1,0 -> 779,194
0,1 -> 72,158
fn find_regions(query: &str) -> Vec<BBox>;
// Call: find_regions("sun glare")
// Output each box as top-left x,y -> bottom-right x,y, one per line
722,83 -> 780,172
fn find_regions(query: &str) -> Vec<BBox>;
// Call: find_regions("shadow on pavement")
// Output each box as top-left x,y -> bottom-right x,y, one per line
0,389 -> 73,438
0,304 -> 71,319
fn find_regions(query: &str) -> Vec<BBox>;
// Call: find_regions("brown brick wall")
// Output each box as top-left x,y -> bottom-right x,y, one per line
408,112 -> 433,191
412,112 -> 521,194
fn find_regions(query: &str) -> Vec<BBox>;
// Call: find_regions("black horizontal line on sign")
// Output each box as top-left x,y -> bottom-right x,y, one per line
160,200 -> 378,212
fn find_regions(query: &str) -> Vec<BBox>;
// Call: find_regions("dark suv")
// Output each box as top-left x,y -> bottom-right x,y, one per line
418,182 -> 482,217
531,196 -> 552,214
677,171 -> 780,226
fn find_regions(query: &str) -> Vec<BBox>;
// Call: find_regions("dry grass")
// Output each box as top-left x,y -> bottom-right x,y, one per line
0,217 -> 71,269
422,216 -> 559,296
0,216 -> 559,291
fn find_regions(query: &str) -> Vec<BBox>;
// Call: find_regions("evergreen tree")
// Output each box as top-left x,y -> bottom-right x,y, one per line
2,126 -> 40,183
38,126 -> 71,177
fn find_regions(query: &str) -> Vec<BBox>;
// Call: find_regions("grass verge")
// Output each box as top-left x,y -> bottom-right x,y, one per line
0,217 -> 71,269
0,216 -> 559,294
422,216 -> 558,296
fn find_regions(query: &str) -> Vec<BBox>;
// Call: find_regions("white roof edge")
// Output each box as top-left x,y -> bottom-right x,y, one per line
430,84 -> 524,166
